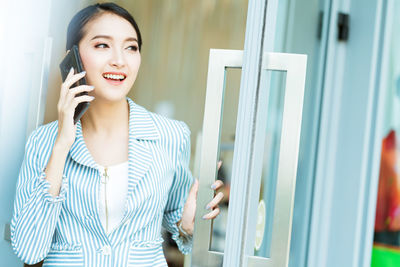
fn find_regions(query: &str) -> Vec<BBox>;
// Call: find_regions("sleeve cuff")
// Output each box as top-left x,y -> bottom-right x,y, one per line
172,225 -> 193,255
167,208 -> 193,254
37,171 -> 68,203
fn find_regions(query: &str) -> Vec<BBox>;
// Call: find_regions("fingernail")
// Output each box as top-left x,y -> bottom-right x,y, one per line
81,71 -> 86,75
211,184 -> 216,190
88,86 -> 95,90
70,67 -> 74,73
202,215 -> 207,220
205,205 -> 211,210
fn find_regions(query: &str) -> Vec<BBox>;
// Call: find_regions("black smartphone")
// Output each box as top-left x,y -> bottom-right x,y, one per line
59,45 -> 90,125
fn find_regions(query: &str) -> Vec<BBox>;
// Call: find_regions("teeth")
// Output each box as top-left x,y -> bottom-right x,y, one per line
103,74 -> 125,80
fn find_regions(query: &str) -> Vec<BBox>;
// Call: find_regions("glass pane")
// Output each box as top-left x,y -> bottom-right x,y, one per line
210,68 -> 242,253
263,0 -> 329,265
252,70 -> 287,258
371,1 -> 400,266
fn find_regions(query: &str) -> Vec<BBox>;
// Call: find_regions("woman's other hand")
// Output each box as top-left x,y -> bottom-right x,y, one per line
179,161 -> 225,236
56,61 -> 95,149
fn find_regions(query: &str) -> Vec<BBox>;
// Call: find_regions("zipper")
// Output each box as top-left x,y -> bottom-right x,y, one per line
102,167 -> 109,234
98,162 -> 129,237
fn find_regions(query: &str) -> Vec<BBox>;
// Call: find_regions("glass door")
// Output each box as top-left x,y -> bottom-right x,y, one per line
188,0 -> 319,264
189,0 -> 331,266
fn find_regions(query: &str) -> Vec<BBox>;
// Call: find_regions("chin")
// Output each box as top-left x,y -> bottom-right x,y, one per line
94,91 -> 129,103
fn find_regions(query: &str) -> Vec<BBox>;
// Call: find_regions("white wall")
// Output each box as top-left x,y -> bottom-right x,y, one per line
0,1 -> 52,265
0,1 -> 91,265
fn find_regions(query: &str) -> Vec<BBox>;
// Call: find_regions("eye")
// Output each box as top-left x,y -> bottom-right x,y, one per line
127,45 -> 138,52
95,43 -> 109,48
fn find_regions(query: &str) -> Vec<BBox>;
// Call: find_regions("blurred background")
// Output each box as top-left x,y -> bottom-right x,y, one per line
0,0 -> 399,266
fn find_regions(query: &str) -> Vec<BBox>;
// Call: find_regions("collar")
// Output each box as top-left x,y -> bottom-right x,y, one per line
126,97 -> 160,140
68,96 -> 160,169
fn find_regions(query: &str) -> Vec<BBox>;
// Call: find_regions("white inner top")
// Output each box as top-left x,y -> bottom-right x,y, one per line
97,161 -> 129,235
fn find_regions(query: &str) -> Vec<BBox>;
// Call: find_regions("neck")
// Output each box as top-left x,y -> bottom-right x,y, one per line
80,97 -> 129,136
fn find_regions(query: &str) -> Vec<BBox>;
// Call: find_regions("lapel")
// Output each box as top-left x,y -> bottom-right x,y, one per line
69,97 -> 160,230
69,120 -> 98,169
125,97 -> 160,218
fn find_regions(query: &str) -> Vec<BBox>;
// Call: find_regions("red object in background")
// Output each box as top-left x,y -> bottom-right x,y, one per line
375,130 -> 400,231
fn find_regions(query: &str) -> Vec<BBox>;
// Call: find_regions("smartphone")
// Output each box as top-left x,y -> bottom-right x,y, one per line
59,45 -> 90,125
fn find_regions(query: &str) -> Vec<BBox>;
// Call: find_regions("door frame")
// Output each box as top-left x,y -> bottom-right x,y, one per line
307,0 -> 390,266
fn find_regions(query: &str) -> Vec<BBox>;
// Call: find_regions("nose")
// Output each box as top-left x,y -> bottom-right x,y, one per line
109,47 -> 125,68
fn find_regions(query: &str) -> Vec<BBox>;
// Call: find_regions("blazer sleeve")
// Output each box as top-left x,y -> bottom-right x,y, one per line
162,121 -> 194,254
10,128 -> 68,264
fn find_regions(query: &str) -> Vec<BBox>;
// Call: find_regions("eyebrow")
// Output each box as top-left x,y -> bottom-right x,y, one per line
90,35 -> 138,42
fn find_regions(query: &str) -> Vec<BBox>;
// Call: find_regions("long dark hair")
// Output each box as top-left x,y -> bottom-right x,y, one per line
66,2 -> 142,52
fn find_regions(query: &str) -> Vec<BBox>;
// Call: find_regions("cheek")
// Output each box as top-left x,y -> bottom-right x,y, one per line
131,54 -> 141,71
81,51 -> 100,72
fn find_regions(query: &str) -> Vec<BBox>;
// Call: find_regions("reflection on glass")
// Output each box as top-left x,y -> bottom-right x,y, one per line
371,2 -> 400,266
253,70 -> 287,258
209,68 -> 242,253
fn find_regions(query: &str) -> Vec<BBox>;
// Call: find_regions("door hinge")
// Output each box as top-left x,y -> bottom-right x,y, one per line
337,12 -> 350,41
317,11 -> 324,40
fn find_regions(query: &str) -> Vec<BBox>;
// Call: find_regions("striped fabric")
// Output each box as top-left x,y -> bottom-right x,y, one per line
11,97 -> 194,266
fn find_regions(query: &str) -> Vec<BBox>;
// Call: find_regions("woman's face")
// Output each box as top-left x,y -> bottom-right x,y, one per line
78,12 -> 141,102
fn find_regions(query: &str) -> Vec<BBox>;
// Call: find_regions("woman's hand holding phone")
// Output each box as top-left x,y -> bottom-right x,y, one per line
45,61 -> 95,197
55,66 -> 95,150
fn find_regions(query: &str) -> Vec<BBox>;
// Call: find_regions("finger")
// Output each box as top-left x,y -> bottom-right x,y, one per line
211,180 -> 224,190
202,207 -> 220,220
205,192 -> 224,210
69,85 -> 95,96
65,66 -> 75,80
217,160 -> 222,170
63,70 -> 86,89
60,67 -> 75,100
70,95 -> 95,110
66,85 -> 95,104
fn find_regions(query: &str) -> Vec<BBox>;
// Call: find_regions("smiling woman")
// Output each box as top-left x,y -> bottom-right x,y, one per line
77,12 -> 141,103
10,2 -> 224,267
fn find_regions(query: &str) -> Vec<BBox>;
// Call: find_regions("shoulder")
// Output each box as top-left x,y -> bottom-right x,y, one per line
127,97 -> 190,142
128,97 -> 191,152
148,111 -> 191,144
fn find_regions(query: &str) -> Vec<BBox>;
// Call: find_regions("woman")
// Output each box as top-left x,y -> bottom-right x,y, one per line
11,3 -> 224,266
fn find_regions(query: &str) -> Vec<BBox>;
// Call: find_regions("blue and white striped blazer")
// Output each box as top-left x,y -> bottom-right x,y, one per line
11,97 -> 194,266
